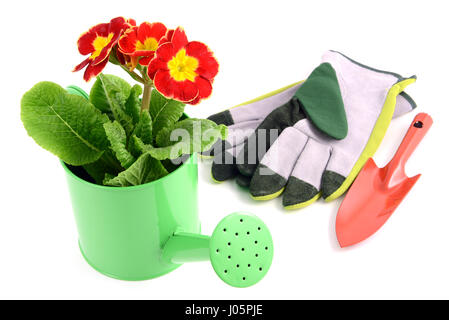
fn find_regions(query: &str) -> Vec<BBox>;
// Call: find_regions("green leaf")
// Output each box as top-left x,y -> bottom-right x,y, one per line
128,135 -> 152,157
103,121 -> 136,169
103,153 -> 168,187
149,118 -> 228,160
150,89 -> 185,137
83,149 -> 125,184
147,144 -> 185,161
128,135 -> 144,158
89,74 -> 128,112
161,159 -> 181,173
125,84 -> 142,125
90,74 -> 134,135
21,81 -> 110,165
133,110 -> 153,144
83,160 -> 109,185
103,173 -> 116,184
157,118 -> 228,147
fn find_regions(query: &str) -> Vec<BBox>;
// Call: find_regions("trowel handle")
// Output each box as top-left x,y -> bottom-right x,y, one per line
389,113 -> 433,172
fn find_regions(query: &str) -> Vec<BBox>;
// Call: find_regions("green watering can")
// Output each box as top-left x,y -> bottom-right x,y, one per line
63,86 -> 273,288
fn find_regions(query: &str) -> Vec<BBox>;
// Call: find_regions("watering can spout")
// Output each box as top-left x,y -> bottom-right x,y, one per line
162,233 -> 211,264
162,213 -> 274,288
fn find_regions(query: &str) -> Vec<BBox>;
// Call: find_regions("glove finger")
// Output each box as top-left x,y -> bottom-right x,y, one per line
393,91 -> 417,118
208,110 -> 234,126
235,174 -> 251,188
282,139 -> 331,210
320,147 -> 351,201
249,127 -> 308,200
210,120 -> 260,180
236,98 -> 305,176
211,143 -> 245,182
201,139 -> 231,158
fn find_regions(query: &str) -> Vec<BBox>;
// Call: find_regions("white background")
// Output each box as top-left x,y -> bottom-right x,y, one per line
1,0 -> 447,299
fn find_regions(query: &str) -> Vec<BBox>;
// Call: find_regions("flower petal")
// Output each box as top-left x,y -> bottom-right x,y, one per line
186,41 -> 219,80
147,57 -> 168,79
153,70 -> 174,98
77,23 -> 109,55
91,17 -> 131,65
154,70 -> 198,102
126,18 -> 137,27
151,22 -> 168,40
116,50 -> 127,65
118,27 -> 139,55
83,58 -> 108,82
171,27 -> 188,51
119,22 -> 168,60
136,22 -> 151,44
90,38 -> 117,66
195,76 -> 213,99
139,54 -> 155,66
73,57 -> 91,72
137,22 -> 167,43
109,17 -> 128,33
189,77 -> 212,105
172,80 -> 199,103
160,29 -> 174,44
153,42 -> 174,62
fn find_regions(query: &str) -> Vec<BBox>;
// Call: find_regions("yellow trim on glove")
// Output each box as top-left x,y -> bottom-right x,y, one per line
251,187 -> 285,201
211,172 -> 224,184
230,80 -> 305,110
284,193 -> 321,211
199,154 -> 214,160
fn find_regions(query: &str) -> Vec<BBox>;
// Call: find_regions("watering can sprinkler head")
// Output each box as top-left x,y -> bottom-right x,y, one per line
162,212 -> 273,288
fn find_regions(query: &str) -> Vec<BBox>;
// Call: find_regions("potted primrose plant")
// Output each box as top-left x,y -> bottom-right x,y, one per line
20,17 -> 228,280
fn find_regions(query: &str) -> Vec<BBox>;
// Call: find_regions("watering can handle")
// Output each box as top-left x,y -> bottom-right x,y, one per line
386,113 -> 433,184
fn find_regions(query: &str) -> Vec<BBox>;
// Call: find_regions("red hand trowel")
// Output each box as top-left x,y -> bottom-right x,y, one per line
336,113 -> 433,248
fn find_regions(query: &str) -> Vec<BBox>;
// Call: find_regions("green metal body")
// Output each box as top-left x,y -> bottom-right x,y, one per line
62,156 -> 200,281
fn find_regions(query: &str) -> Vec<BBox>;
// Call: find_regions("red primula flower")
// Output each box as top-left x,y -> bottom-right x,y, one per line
118,22 -> 167,69
73,17 -> 135,81
147,27 -> 219,105
159,29 -> 175,44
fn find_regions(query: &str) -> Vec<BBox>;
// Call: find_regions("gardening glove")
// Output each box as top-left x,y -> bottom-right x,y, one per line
209,51 -> 417,209
207,80 -> 416,184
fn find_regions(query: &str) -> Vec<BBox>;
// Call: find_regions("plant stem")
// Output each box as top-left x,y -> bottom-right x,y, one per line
120,65 -> 145,83
141,83 -> 152,111
140,67 -> 153,112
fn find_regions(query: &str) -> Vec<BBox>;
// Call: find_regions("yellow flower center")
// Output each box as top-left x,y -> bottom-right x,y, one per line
135,37 -> 159,51
167,49 -> 199,82
91,33 -> 114,59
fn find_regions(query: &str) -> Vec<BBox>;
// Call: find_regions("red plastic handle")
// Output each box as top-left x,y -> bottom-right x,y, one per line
385,113 -> 433,186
